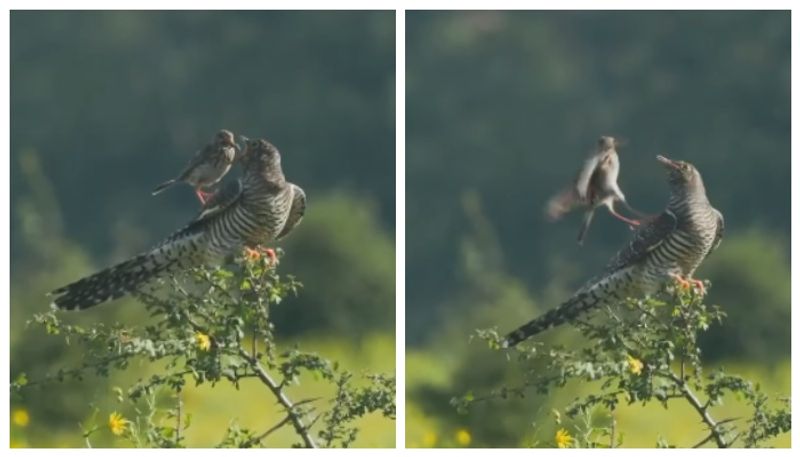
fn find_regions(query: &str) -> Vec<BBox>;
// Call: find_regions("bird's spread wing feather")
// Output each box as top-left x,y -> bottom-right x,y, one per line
575,153 -> 601,200
605,209 -> 678,273
277,184 -> 306,240
545,187 -> 578,221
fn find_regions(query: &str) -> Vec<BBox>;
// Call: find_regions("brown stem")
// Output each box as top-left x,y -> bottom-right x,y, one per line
175,389 -> 182,445
667,372 -> 728,448
238,348 -> 318,448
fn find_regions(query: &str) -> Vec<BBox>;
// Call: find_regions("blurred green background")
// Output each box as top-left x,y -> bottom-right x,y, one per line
10,11 -> 395,447
405,11 -> 790,448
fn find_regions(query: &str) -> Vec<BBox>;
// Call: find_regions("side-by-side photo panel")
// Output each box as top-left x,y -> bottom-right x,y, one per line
10,10 -> 396,448
406,10 -> 790,448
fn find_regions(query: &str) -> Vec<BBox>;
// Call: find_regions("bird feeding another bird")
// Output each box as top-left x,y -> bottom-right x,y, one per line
49,136 -> 306,311
505,154 -> 723,347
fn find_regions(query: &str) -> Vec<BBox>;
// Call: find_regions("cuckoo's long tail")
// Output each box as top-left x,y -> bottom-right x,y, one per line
49,230 -> 204,310
502,270 -> 633,347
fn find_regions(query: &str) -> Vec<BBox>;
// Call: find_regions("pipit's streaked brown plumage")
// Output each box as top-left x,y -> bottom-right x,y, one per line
152,129 -> 239,203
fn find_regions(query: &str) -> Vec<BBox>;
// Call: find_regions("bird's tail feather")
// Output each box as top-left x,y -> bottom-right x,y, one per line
502,270 -> 631,347
577,209 -> 595,245
152,179 -> 178,196
50,230 -> 204,310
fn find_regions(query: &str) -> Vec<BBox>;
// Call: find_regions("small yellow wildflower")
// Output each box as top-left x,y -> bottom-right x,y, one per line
455,428 -> 472,446
627,354 -> 644,375
555,428 -> 573,448
12,408 -> 30,427
195,332 -> 212,351
108,412 -> 128,436
421,431 -> 437,447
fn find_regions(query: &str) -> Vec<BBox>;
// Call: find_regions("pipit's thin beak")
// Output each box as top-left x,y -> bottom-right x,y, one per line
657,155 -> 680,170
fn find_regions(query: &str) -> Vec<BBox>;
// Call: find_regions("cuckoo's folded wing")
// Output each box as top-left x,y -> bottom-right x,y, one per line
605,209 -> 678,273
707,208 -> 724,257
277,184 -> 306,240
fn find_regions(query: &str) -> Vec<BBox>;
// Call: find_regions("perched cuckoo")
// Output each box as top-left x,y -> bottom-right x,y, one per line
152,129 -> 240,203
546,136 -> 644,245
50,138 -> 306,311
506,155 -> 723,347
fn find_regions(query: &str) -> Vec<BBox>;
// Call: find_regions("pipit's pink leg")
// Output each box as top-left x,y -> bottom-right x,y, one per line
196,189 -> 214,204
608,208 -> 641,227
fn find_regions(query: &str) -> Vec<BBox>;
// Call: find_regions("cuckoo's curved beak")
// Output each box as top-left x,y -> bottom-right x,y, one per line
657,155 -> 680,170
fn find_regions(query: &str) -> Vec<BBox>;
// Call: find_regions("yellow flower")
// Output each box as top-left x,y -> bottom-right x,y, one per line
627,354 -> 644,375
421,431 -> 437,447
455,428 -> 471,446
195,332 -> 212,351
555,428 -> 573,448
108,412 -> 128,436
12,408 -> 30,427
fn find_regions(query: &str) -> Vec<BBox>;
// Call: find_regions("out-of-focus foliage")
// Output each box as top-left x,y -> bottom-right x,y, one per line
454,287 -> 790,448
13,256 -> 396,448
406,10 -> 789,448
10,11 -> 395,448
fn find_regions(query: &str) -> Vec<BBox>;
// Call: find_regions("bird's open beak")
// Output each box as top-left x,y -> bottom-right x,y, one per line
239,135 -> 250,144
657,155 -> 680,170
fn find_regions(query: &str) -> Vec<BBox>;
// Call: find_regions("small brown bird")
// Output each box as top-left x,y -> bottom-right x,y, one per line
152,129 -> 240,203
546,136 -> 643,245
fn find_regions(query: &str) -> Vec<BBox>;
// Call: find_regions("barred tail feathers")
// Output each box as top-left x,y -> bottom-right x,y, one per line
502,270 -> 632,347
50,230 -> 204,310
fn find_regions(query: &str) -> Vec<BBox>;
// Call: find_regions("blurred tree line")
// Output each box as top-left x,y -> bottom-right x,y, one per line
10,11 -> 395,447
405,11 -> 789,447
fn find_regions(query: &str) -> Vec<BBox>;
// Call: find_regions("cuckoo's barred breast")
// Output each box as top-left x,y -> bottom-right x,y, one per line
504,155 -> 723,347
50,138 -> 305,311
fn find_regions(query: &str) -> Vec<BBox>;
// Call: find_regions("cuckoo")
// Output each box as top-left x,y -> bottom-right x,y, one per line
50,138 -> 306,311
546,136 -> 644,245
506,155 -> 723,347
152,129 -> 240,203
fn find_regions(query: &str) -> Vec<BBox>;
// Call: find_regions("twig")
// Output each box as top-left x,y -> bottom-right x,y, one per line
176,389 -> 182,445
610,411 -> 616,448
242,415 -> 292,447
238,348 -> 318,448
667,371 -> 728,448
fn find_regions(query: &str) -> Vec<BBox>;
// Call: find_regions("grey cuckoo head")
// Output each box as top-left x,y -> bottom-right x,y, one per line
241,137 -> 285,182
657,155 -> 706,195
